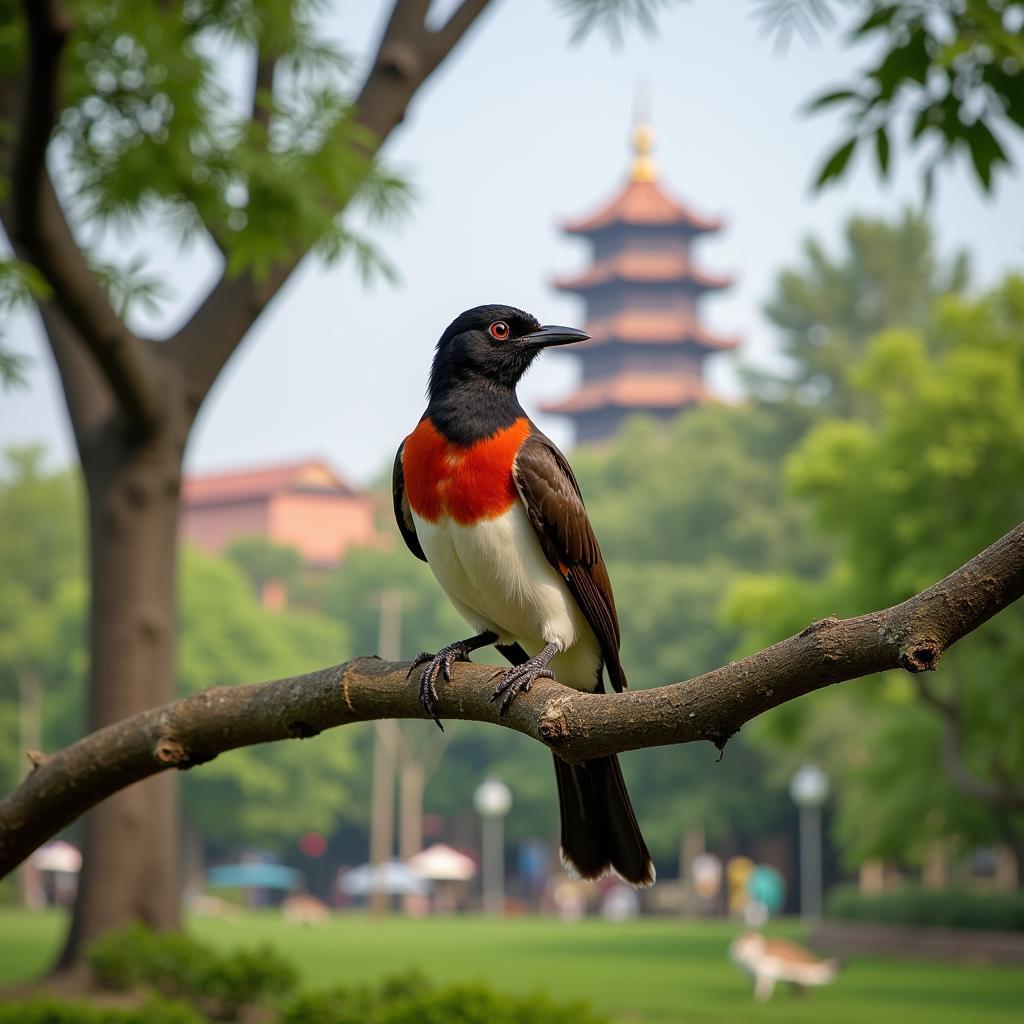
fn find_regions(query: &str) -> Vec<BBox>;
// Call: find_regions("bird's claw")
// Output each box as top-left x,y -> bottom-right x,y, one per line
490,660 -> 555,716
408,642 -> 475,730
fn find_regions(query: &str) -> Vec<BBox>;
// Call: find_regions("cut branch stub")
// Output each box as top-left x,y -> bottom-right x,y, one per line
900,641 -> 942,673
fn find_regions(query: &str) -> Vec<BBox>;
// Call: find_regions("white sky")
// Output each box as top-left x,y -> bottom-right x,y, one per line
2,0 -> 1023,483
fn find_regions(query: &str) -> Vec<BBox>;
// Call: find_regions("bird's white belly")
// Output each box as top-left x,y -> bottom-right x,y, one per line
411,505 -> 603,691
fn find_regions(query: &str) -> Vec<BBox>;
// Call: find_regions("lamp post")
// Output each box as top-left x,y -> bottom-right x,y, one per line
474,776 -> 512,915
789,763 -> 829,922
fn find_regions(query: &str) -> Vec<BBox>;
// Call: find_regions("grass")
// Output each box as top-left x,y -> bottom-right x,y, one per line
1,908 -> 1021,1023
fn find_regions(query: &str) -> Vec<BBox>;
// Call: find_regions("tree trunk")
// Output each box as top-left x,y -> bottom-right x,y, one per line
54,412 -> 186,970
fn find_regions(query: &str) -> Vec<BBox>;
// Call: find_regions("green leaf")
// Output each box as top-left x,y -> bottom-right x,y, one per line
850,3 -> 899,39
0,347 -> 30,389
804,88 -> 858,113
874,125 -> 891,177
813,136 -> 858,188
964,118 -> 1008,191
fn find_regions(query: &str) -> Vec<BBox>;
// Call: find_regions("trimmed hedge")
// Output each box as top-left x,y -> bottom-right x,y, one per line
826,885 -> 1024,932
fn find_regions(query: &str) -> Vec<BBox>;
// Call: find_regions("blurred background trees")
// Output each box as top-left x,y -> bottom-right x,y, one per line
2,0 -> 1023,979
5,211 -> 1022,904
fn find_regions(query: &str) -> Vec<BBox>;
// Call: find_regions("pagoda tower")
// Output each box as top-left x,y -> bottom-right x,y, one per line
541,122 -> 737,444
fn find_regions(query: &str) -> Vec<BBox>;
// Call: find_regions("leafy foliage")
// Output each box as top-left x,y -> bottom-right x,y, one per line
0,259 -> 51,388
554,0 -> 683,44
177,549 -> 355,849
0,997 -> 203,1024
752,0 -> 844,51
225,536 -> 306,601
728,274 -> 1024,864
0,449 -> 84,793
749,209 -> 969,416
0,453 -> 361,851
81,930 -> 607,1024
802,1 -> 1024,194
281,970 -> 609,1024
88,922 -> 298,1019
18,0 -> 412,285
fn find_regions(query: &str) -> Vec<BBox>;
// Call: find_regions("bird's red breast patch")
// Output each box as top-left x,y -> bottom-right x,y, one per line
404,417 -> 530,525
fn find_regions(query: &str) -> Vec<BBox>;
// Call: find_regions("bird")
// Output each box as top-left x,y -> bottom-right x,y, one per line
392,303 -> 654,887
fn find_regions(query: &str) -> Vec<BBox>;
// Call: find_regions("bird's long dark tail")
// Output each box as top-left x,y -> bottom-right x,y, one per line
552,753 -> 655,888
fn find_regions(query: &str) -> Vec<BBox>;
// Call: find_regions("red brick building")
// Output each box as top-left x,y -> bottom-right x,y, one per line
181,459 -> 380,570
542,122 -> 738,443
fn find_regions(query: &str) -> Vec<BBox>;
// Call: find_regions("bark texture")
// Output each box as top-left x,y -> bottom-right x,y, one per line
3,519 -> 1021,880
1,0 -> 493,967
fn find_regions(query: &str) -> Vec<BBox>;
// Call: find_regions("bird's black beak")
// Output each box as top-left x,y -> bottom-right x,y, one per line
521,324 -> 590,348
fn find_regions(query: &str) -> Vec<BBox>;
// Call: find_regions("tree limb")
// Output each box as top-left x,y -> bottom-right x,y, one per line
8,0 -> 163,436
2,522 -> 1021,879
165,0 -> 493,412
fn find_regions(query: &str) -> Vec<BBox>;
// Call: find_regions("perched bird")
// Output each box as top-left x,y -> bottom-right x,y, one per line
729,933 -> 841,1002
393,304 -> 654,887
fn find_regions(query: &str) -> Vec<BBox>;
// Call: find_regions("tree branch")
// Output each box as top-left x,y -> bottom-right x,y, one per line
7,0 -> 163,436
165,0 -> 493,413
2,522 -> 1021,879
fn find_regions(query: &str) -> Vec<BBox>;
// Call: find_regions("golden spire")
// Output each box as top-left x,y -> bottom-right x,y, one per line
630,85 -> 656,183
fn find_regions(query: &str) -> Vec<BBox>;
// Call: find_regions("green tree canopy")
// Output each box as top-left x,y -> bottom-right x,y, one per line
728,275 -> 1024,865
750,209 -> 969,417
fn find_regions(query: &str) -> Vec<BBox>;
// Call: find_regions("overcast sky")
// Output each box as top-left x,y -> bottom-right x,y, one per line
3,0 -> 1023,484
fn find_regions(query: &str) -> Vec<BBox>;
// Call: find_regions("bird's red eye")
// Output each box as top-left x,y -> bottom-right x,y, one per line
489,321 -> 510,341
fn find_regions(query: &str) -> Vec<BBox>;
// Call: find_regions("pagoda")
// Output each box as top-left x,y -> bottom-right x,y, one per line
541,122 -> 737,444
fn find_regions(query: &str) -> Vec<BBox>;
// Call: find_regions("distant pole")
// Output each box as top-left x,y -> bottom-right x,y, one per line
369,591 -> 404,916
680,822 -> 705,918
399,758 -> 424,862
474,777 -> 512,915
790,764 -> 830,923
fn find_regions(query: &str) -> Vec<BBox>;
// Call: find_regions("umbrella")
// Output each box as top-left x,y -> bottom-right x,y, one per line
339,860 -> 429,896
207,862 -> 302,890
407,843 -> 476,882
32,841 -> 82,873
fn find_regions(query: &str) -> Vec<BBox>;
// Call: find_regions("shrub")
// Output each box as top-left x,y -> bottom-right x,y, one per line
86,924 -> 298,1019
280,971 -> 609,1024
88,923 -> 208,995
0,995 -> 204,1024
826,885 -> 1024,932
199,944 -> 298,1019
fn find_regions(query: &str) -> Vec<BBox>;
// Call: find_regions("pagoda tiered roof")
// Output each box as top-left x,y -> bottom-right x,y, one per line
553,251 -> 732,294
539,372 -> 710,415
583,311 -> 739,350
542,119 -> 737,442
561,179 -> 722,237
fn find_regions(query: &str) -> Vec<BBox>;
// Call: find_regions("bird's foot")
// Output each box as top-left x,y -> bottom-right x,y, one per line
408,639 -> 479,730
490,643 -> 559,716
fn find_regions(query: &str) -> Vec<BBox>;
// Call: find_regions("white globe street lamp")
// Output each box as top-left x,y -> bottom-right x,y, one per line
474,777 -> 512,915
790,763 -> 830,922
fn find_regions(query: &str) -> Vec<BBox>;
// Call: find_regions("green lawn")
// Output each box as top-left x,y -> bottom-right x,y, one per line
1,909 -> 1021,1024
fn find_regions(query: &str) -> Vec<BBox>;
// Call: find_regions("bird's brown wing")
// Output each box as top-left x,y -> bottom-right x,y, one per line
392,441 -> 427,562
512,430 -> 627,691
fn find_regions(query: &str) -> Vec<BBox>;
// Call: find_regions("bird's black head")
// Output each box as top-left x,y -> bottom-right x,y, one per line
428,304 -> 589,400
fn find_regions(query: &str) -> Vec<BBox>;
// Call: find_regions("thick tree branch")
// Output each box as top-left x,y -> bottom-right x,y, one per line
165,0 -> 493,412
8,0 -> 163,435
2,522 -> 1022,879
